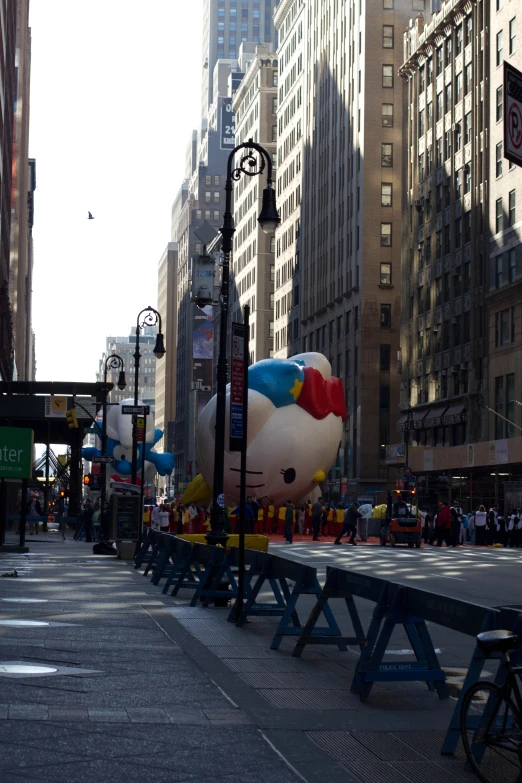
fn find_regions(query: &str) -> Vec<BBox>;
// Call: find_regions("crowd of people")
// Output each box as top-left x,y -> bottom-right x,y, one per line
142,495 -> 522,549
419,501 -> 522,548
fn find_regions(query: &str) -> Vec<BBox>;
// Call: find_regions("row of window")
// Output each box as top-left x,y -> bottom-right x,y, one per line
195,209 -> 221,222
495,19 -> 517,67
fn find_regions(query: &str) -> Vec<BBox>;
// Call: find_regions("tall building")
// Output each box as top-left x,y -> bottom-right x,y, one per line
273,0 -> 305,359
10,0 -> 34,380
0,1 -> 22,381
399,1 -> 522,511
96,327 -> 158,411
201,0 -> 278,117
155,242 -> 178,455
297,0 -> 412,503
231,44 -> 278,362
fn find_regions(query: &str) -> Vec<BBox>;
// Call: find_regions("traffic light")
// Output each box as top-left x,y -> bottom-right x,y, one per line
66,408 -> 78,429
84,474 -> 92,486
60,490 -> 65,497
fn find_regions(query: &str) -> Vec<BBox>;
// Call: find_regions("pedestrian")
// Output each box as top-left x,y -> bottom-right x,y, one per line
486,505 -> 498,545
28,495 -> 42,535
321,504 -> 329,537
311,496 -> 323,541
82,499 -> 94,543
436,502 -> 452,546
230,502 -> 254,532
284,500 -> 295,543
334,501 -> 361,545
277,503 -> 286,536
100,501 -> 111,541
151,504 -> 160,532
474,504 -> 487,546
267,500 -> 275,534
460,513 -> 468,545
450,501 -> 462,546
296,505 -> 305,534
168,504 -> 179,534
468,510 -> 476,544
304,500 -> 312,534
187,502 -> 198,534
158,504 -> 170,535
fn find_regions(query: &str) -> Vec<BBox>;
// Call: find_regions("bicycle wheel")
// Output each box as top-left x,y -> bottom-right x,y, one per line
460,680 -> 522,783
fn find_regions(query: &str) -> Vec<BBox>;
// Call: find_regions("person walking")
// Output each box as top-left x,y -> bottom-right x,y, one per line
334,501 -> 361,545
158,504 -> 170,535
151,504 -> 160,532
486,505 -> 498,545
283,501 -> 295,543
82,499 -> 94,543
296,505 -> 305,534
311,497 -> 323,541
436,502 -> 452,546
474,505 -> 487,546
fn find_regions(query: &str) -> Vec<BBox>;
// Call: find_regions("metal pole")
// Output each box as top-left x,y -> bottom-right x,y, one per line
20,478 -> 27,547
235,305 -> 249,624
131,322 -> 140,487
207,140 -> 275,546
138,412 -> 146,546
0,478 -> 5,546
102,366 -> 109,504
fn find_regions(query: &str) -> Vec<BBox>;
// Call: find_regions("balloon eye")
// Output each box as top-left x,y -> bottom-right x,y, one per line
281,468 -> 296,484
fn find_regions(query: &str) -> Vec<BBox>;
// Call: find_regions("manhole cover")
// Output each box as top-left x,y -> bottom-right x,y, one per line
1,598 -> 48,603
0,620 -> 50,627
0,664 -> 57,674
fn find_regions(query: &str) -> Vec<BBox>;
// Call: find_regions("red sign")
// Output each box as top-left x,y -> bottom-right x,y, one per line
91,463 -> 101,476
505,61 -> 522,167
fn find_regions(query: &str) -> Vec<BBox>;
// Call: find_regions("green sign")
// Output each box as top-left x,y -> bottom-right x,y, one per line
0,427 -> 34,479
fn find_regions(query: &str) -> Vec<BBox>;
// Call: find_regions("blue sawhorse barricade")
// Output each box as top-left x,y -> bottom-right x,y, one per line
227,548 -> 346,651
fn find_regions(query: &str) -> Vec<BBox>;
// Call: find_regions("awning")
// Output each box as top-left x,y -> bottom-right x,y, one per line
442,402 -> 467,425
396,413 -> 408,431
422,405 -> 449,428
412,408 -> 428,429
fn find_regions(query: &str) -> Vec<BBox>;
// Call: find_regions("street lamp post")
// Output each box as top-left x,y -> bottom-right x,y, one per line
404,404 -> 414,472
131,307 -> 166,488
207,138 -> 280,546
101,354 -> 126,503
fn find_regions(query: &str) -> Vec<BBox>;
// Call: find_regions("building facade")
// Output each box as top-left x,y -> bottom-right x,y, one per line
201,0 -> 278,117
399,0 -> 522,511
273,0 -> 304,359
155,242 -> 178,455
96,328 -> 158,410
231,44 -> 278,362
297,0 -> 412,503
0,0 -> 22,381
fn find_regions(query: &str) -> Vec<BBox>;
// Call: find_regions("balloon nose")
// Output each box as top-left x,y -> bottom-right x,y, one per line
313,470 -> 326,483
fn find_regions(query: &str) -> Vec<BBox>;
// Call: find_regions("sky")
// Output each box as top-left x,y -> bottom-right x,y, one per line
29,0 -> 204,382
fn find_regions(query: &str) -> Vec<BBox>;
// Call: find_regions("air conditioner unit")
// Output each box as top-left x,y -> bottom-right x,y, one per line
433,326 -> 440,334
417,242 -> 423,250
414,199 -> 423,208
452,123 -> 461,133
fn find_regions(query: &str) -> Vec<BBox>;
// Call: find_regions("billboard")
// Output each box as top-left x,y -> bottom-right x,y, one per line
220,97 -> 235,150
192,302 -> 213,390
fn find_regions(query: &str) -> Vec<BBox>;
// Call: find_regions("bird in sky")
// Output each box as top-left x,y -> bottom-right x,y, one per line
88,211 -> 94,220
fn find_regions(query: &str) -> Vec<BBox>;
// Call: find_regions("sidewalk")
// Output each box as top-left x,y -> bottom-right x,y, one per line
0,538 -> 476,782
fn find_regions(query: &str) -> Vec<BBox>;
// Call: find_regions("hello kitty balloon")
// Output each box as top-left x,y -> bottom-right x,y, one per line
195,352 -> 346,506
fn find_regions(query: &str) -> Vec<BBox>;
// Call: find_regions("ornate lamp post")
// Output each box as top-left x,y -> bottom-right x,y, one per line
207,139 -> 280,546
101,354 -> 126,502
131,307 -> 166,487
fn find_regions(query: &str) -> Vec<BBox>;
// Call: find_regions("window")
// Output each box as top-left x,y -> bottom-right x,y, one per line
383,0 -> 394,6
456,25 -> 463,55
436,136 -> 442,167
444,129 -> 452,160
509,18 -> 516,55
496,142 -> 503,177
497,0 -> 503,10
213,191 -> 220,203
507,374 -> 515,437
496,254 -> 503,288
382,65 -> 394,88
196,209 -> 202,220
436,46 -> 443,76
214,175 -> 220,186
205,175 -> 211,185
464,211 -> 472,242
379,385 -> 390,410
496,30 -> 503,66
455,71 -> 463,102
412,0 -> 425,10
380,304 -> 392,328
465,112 -> 472,144
455,122 -> 462,152
496,86 -> 503,122
464,63 -> 472,95
272,96 -> 277,114
444,82 -> 452,110
509,190 -> 516,225
381,222 -> 392,246
419,66 -> 425,92
205,191 -> 211,203
383,25 -> 394,48
271,125 -> 277,142
381,143 -> 393,167
419,109 -> 425,136
436,91 -> 443,121
381,183 -> 392,206
465,14 -> 473,46
204,209 -> 211,220
464,165 -> 472,194
495,376 -> 505,440
496,198 -> 503,233
427,58 -> 433,86
509,248 -> 517,282
270,236 -> 275,253
455,217 -> 462,248
419,152 -> 425,181
445,36 -> 453,66
213,210 -> 220,221
380,262 -> 392,285
382,103 -> 393,126
380,344 -> 391,371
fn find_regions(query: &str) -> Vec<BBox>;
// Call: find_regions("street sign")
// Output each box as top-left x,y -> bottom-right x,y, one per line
0,427 -> 34,479
44,396 -> 67,418
229,321 -> 246,451
93,455 -> 114,464
122,405 -> 150,416
504,61 -> 522,168
91,463 -> 101,476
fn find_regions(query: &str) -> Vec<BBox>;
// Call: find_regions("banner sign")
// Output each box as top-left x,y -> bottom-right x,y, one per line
220,97 -> 235,150
504,61 -> 522,168
0,427 -> 34,479
229,322 -> 246,451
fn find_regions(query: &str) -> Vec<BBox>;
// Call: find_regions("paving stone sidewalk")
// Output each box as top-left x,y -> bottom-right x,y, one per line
0,540 -> 477,782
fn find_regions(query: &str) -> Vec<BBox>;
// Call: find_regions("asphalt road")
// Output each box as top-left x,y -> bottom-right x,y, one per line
268,541 -> 522,670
